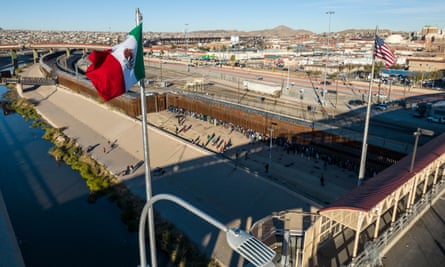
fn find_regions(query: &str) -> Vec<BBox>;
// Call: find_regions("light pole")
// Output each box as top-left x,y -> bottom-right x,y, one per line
268,124 -> 276,173
410,128 -> 434,172
323,11 -> 334,106
286,63 -> 290,91
184,23 -> 189,57
269,128 -> 274,170
139,194 -> 276,267
159,49 -> 163,84
185,23 -> 189,71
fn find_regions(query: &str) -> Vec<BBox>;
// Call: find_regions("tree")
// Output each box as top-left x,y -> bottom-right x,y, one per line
230,55 -> 236,66
429,70 -> 442,83
328,72 -> 339,80
373,61 -> 385,78
363,64 -> 373,79
413,72 -> 423,87
346,63 -> 355,78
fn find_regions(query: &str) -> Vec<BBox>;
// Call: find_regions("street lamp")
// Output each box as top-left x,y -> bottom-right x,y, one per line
322,11 -> 334,106
139,193 -> 276,267
410,128 -> 434,172
184,23 -> 189,57
286,60 -> 290,90
269,128 -> 274,172
185,23 -> 189,72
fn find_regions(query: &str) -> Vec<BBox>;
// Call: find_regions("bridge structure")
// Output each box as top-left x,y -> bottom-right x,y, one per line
0,43 -> 113,81
0,43 -> 110,51
0,43 -> 151,73
0,76 -> 57,98
0,76 -> 56,86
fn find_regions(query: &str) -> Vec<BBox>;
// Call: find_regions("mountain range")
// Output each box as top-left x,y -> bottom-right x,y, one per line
155,25 -> 399,38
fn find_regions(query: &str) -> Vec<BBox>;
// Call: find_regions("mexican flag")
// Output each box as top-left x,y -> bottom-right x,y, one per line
86,23 -> 145,101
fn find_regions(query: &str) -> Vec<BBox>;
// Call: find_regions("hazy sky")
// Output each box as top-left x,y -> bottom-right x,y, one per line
1,0 -> 443,33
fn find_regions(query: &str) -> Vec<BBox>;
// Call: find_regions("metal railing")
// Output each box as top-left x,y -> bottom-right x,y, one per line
0,76 -> 56,86
350,179 -> 445,267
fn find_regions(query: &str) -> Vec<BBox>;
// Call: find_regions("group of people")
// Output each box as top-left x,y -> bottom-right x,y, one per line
168,105 -> 268,143
167,105 -> 377,178
118,164 -> 135,177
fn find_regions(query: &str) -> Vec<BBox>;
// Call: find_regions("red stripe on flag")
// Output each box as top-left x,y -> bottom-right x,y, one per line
86,50 -> 125,101
374,35 -> 396,69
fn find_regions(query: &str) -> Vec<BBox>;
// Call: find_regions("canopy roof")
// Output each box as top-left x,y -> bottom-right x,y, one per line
319,132 -> 445,230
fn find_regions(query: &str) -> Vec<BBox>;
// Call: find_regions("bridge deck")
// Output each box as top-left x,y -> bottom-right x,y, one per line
1,77 -> 56,86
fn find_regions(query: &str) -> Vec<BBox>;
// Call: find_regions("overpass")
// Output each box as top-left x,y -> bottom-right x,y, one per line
0,43 -> 109,51
0,44 -> 23,50
0,43 -> 150,72
0,76 -> 56,86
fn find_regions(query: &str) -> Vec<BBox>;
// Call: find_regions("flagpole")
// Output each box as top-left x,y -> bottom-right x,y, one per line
357,26 -> 378,186
136,8 -> 158,267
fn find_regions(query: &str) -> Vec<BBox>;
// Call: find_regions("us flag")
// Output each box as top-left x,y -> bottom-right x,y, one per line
374,35 -> 396,68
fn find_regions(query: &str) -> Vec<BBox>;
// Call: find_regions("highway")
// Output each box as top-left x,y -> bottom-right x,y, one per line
145,58 -> 427,100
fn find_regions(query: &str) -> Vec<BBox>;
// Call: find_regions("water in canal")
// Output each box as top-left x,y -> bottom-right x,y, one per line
0,85 -> 140,267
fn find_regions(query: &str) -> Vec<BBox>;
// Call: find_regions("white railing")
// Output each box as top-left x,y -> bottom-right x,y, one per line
350,180 -> 444,267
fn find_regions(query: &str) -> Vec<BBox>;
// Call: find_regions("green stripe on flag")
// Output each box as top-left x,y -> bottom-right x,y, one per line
129,23 -> 145,81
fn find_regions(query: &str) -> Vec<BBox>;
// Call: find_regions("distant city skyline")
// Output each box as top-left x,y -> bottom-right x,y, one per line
1,0 -> 444,34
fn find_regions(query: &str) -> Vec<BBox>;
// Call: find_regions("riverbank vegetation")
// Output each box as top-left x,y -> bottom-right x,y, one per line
8,89 -> 220,267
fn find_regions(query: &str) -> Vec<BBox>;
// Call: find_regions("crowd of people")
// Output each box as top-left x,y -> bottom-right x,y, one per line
168,106 -> 271,143
167,106 -> 376,178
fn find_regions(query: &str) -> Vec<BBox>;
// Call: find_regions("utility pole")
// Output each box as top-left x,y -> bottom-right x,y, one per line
185,23 -> 189,71
286,63 -> 290,91
323,11 -> 335,107
184,23 -> 189,56
268,127 -> 274,173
